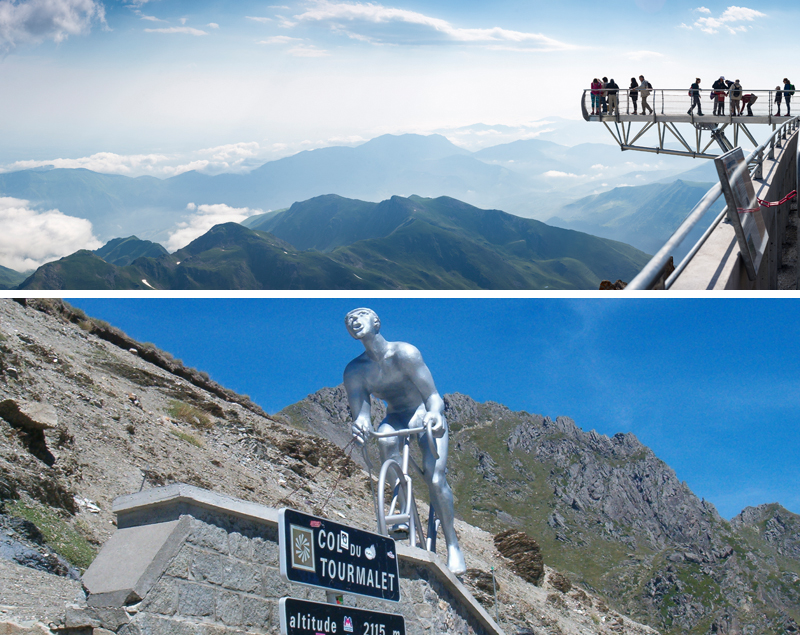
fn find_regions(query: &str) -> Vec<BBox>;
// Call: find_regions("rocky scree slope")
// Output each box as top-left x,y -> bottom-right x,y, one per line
280,386 -> 800,635
0,298 -> 656,635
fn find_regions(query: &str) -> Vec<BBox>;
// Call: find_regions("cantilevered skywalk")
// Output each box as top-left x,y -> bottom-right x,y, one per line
582,88 -> 794,159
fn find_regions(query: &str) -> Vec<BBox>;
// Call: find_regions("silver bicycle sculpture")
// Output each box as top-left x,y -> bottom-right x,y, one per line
361,419 -> 442,553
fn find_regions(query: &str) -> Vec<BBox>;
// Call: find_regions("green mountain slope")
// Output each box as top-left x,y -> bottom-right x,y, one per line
547,180 -> 725,258
0,264 -> 27,290
17,251 -> 153,290
279,387 -> 800,635
94,236 -> 169,267
18,195 -> 651,290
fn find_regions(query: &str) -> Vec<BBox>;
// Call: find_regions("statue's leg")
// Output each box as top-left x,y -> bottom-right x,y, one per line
419,424 -> 466,574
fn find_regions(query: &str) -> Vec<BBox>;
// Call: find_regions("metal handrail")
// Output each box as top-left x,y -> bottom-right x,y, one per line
627,115 -> 800,290
582,88 -> 795,120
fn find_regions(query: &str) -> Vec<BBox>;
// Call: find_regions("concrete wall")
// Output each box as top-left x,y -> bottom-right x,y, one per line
671,128 -> 798,289
72,484 -> 503,635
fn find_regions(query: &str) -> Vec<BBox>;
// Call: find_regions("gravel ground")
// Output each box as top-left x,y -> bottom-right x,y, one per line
0,558 -> 82,625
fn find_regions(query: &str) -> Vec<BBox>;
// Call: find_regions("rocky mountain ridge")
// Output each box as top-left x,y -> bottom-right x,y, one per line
279,386 -> 800,635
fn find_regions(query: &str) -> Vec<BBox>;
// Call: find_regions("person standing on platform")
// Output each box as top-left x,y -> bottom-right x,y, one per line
730,80 -> 742,115
712,76 -> 728,116
784,78 -> 794,116
688,78 -> 703,116
590,78 -> 602,115
629,78 -> 639,114
607,78 -> 619,116
638,75 -> 653,115
775,86 -> 783,116
601,77 -> 609,114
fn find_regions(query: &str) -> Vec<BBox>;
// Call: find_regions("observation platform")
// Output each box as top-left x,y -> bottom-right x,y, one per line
582,89 -> 794,159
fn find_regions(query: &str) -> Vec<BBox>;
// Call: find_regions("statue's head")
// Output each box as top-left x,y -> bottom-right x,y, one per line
345,308 -> 381,340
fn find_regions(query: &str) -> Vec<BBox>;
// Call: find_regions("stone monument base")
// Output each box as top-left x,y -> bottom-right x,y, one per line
69,484 -> 502,635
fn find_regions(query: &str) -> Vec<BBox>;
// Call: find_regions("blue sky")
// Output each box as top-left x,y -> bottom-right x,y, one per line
0,0 -> 796,173
67,297 -> 800,520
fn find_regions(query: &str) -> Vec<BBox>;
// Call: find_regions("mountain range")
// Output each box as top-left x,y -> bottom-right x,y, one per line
15,194 -> 650,290
280,386 -> 800,635
0,132 -> 692,245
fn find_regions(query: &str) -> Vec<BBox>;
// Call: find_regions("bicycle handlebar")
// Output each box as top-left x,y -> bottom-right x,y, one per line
357,418 -> 442,460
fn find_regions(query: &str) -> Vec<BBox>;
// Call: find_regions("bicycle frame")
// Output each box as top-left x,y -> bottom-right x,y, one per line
361,419 -> 441,553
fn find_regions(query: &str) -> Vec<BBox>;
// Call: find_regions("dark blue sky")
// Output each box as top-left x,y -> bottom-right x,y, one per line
68,297 -> 800,520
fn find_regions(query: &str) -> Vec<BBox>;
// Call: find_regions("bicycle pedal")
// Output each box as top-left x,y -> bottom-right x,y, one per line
389,525 -> 409,540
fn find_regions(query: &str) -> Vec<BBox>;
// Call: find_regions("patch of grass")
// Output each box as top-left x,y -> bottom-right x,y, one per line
5,499 -> 97,571
167,399 -> 213,430
170,427 -> 204,448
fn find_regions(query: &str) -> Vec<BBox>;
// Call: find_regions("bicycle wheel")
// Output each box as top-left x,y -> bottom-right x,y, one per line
377,459 -> 426,547
376,458 -> 409,537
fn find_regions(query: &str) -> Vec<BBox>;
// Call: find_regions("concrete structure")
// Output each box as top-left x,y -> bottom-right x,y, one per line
70,484 -> 503,635
670,128 -> 798,289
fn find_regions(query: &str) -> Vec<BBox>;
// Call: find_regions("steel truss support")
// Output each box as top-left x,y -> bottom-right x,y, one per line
601,120 -> 762,160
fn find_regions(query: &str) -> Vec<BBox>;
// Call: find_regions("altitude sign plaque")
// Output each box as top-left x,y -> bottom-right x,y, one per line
280,598 -> 406,635
278,508 -> 400,602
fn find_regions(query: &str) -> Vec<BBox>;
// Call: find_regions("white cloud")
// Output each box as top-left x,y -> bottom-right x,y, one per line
625,50 -> 664,60
694,5 -> 766,34
144,26 -> 208,35
207,22 -> 219,29
0,197 -> 101,271
543,171 -> 581,178
0,143 -> 265,178
199,141 -> 260,163
695,6 -> 711,13
678,22 -> 692,29
1,152 -> 170,175
294,1 -> 576,50
166,203 -> 263,251
179,17 -> 186,25
0,0 -> 106,50
247,16 -> 272,23
139,14 -> 165,22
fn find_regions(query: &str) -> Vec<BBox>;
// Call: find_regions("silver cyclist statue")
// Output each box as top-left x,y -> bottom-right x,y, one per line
343,307 -> 467,575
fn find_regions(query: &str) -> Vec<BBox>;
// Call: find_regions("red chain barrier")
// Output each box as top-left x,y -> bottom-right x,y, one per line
738,190 -> 797,213
757,190 -> 797,207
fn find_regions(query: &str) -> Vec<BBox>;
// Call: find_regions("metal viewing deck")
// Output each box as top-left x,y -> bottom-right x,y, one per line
582,88 -> 794,159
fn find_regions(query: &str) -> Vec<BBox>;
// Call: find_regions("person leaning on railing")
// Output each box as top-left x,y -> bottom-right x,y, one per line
688,78 -> 703,116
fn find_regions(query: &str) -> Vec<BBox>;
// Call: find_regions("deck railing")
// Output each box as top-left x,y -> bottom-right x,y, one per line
581,88 -> 795,120
626,115 -> 800,290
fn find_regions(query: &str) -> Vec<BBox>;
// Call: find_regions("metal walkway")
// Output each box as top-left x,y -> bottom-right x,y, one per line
582,88 -> 794,159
